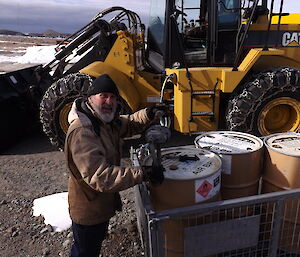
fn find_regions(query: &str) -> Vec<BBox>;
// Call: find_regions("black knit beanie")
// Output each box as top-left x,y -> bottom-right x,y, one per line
87,74 -> 119,97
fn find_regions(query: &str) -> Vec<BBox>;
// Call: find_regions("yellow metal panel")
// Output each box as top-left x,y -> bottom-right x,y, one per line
277,47 -> 300,65
173,87 -> 195,132
97,31 -> 160,108
254,55 -> 300,71
133,72 -> 160,106
104,31 -> 135,80
80,31 -> 161,110
221,49 -> 285,93
239,49 -> 284,71
249,24 -> 300,31
254,14 -> 300,25
80,62 -> 140,111
137,71 -> 161,91
166,47 -> 290,133
166,68 -> 222,90
166,68 -> 220,133
271,13 -> 300,24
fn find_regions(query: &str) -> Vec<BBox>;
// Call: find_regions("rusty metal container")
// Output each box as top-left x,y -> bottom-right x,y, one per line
195,131 -> 264,200
143,146 -> 222,257
262,132 -> 300,253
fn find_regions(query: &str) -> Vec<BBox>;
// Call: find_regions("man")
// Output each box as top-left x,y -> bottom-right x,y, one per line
64,74 -> 164,257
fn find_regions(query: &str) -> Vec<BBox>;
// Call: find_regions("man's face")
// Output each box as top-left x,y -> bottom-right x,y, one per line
88,92 -> 118,122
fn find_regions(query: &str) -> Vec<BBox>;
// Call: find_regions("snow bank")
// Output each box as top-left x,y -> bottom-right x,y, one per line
0,45 -> 56,64
0,45 -> 83,64
17,45 -> 56,64
32,192 -> 72,232
0,55 -> 20,63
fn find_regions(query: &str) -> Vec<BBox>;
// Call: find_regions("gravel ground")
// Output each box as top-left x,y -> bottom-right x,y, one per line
0,132 -> 145,257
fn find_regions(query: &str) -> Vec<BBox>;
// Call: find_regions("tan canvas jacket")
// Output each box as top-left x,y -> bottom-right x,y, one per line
64,99 -> 150,225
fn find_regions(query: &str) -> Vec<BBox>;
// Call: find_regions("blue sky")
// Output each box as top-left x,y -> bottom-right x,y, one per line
0,0 -> 299,34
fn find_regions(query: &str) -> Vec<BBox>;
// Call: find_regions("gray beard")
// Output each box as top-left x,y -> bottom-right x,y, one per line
99,112 -> 115,123
94,108 -> 115,123
88,98 -> 117,123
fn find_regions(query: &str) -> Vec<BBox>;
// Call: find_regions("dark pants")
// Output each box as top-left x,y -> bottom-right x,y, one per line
71,221 -> 109,257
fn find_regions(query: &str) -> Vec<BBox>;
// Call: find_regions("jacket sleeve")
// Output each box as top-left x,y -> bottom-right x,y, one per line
119,108 -> 151,138
67,126 -> 144,193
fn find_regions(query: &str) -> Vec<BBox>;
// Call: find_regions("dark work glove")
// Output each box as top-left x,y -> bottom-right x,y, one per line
143,165 -> 165,185
146,104 -> 167,121
145,125 -> 171,145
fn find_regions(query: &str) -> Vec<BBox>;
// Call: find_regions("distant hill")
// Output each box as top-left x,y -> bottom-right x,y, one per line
0,29 -> 26,36
30,29 -> 70,38
43,29 -> 62,37
0,28 -> 70,38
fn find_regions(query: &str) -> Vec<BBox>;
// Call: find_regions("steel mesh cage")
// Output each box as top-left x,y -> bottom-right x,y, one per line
134,185 -> 300,257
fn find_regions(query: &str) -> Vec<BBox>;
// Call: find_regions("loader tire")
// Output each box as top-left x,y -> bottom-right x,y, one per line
40,73 -> 92,150
226,67 -> 300,136
40,73 -> 132,150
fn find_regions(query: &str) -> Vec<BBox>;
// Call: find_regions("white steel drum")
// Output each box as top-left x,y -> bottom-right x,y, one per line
195,131 -> 264,199
143,146 -> 221,257
262,132 -> 300,253
143,146 -> 222,210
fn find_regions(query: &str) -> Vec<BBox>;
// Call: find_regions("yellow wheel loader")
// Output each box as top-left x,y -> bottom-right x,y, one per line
1,1 -> 300,150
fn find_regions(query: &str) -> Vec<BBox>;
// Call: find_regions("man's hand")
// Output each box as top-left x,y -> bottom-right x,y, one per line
143,164 -> 165,185
145,125 -> 171,145
146,104 -> 168,121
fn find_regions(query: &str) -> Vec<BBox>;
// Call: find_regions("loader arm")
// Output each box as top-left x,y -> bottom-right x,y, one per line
34,6 -> 146,98
0,7 -> 148,151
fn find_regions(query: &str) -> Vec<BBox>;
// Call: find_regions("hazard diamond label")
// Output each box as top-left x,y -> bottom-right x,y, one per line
196,180 -> 212,198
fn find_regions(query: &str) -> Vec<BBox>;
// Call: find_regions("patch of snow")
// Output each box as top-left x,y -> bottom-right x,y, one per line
0,46 -> 27,50
17,45 -> 56,64
0,40 -> 39,45
0,44 -> 86,65
0,55 -> 20,62
32,192 -> 71,232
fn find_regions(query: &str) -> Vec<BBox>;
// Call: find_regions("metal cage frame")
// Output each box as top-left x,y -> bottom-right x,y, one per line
134,184 -> 300,257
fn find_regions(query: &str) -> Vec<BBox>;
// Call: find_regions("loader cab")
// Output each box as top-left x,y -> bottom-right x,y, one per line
147,0 -> 241,71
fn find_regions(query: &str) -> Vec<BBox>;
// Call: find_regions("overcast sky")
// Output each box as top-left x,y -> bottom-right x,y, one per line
0,0 -> 151,33
0,0 -> 299,34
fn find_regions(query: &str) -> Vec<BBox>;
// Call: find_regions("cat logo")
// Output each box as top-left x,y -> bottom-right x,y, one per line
282,32 -> 300,47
